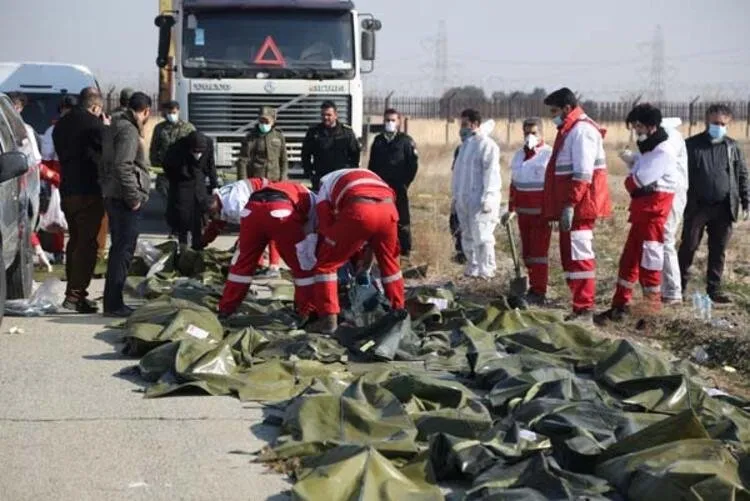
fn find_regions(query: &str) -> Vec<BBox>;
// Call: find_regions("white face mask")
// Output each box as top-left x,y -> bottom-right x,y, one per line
166,113 -> 179,124
636,133 -> 648,142
524,134 -> 539,150
192,152 -> 203,161
384,120 -> 398,133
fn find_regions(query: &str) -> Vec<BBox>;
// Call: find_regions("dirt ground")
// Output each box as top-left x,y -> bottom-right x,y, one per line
406,139 -> 750,399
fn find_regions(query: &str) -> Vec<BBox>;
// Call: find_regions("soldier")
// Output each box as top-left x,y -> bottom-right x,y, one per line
109,88 -> 133,121
236,106 -> 288,181
149,101 -> 196,169
367,108 -> 418,259
301,101 -> 360,191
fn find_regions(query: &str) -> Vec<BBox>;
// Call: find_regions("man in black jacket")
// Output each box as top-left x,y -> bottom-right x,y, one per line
52,88 -> 111,313
367,108 -> 418,258
163,131 -> 218,249
301,101 -> 360,191
678,104 -> 750,303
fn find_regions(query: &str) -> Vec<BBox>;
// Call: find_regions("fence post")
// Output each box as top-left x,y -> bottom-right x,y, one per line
384,90 -> 394,113
506,92 -> 520,145
688,96 -> 700,137
403,116 -> 409,135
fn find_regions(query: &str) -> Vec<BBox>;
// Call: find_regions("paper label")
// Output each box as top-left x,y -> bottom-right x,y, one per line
331,59 -> 352,70
194,28 -> 205,46
518,429 -> 538,441
426,298 -> 449,311
186,324 -> 210,340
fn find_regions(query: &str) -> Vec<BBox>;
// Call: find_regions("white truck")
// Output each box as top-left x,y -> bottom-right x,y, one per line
155,0 -> 381,177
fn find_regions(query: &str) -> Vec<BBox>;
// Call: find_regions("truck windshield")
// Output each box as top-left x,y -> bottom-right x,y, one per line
182,9 -> 355,78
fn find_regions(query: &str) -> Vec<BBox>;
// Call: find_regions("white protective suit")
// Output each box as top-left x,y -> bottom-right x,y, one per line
451,123 -> 502,278
41,124 -> 57,161
660,118 -> 688,300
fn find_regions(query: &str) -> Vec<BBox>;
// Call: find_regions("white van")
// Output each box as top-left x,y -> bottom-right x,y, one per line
0,62 -> 99,134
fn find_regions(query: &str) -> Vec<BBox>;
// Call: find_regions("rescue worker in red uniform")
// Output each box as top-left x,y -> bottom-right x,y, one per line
306,169 -> 404,334
217,181 -> 317,319
502,117 -> 553,305
596,104 -> 677,324
543,88 -> 612,322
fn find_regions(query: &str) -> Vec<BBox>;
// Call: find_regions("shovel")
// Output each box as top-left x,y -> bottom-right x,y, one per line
504,212 -> 529,298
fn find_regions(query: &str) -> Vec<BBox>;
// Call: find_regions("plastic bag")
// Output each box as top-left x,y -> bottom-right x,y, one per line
5,278 -> 65,317
135,240 -> 162,268
38,186 -> 68,233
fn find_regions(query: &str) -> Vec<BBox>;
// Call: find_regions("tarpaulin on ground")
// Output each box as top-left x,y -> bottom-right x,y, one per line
112,242 -> 750,500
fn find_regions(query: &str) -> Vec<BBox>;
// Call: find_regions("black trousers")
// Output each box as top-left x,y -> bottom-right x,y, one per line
449,209 -> 463,254
394,186 -> 412,257
678,202 -> 734,295
177,206 -> 205,250
60,195 -> 104,299
103,198 -> 141,311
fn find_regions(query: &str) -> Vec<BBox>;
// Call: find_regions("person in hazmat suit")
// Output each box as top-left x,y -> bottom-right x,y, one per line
451,109 -> 502,279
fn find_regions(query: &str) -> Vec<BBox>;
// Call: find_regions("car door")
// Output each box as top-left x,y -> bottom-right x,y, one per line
0,110 -> 19,268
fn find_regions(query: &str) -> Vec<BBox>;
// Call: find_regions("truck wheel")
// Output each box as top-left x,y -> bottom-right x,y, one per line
0,252 -> 6,329
7,213 -> 34,299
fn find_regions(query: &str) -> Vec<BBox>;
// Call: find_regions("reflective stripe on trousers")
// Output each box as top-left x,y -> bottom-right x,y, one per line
559,220 -> 597,312
612,216 -> 667,308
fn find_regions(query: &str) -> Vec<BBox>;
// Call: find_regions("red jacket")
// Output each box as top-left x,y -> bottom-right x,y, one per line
624,140 -> 677,222
316,169 -> 394,236
542,107 -> 612,222
40,160 -> 61,187
508,144 -> 552,215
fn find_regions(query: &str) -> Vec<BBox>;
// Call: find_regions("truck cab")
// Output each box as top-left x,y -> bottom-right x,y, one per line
155,0 -> 381,177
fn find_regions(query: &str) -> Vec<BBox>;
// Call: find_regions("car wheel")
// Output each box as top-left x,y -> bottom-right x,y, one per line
7,212 -> 34,299
0,252 -> 6,329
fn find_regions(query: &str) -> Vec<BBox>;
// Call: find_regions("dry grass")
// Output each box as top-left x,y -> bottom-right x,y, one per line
406,139 -> 750,395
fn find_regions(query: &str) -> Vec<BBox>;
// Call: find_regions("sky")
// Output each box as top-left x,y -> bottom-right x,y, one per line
0,0 -> 748,101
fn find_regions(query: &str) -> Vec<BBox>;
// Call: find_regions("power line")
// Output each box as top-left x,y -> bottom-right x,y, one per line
433,20 -> 448,98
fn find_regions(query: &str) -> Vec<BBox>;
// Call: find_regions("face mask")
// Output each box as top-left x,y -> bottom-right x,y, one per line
708,124 -> 727,140
166,113 -> 178,124
384,120 -> 398,133
258,123 -> 272,134
192,152 -> 203,161
636,133 -> 648,142
524,134 -> 539,149
551,115 -> 564,127
459,127 -> 472,142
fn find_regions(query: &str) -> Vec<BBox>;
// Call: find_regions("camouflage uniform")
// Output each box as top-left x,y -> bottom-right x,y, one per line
149,119 -> 196,167
235,107 -> 288,181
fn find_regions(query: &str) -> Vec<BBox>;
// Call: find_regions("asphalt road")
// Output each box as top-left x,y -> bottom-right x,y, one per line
0,218 -> 291,500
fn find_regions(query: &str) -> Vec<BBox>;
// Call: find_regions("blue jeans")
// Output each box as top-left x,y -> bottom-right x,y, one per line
103,198 -> 141,311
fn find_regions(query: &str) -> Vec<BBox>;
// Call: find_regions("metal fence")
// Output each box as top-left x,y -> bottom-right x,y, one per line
364,96 -> 750,124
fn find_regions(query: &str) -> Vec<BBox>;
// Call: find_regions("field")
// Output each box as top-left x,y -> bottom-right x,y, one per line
399,129 -> 750,397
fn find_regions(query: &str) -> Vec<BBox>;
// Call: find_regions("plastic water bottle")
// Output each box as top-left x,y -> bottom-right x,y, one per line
692,292 -> 703,319
702,294 -> 713,323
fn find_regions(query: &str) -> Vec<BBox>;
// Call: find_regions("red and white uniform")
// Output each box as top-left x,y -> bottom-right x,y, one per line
202,177 -> 281,266
509,144 -> 553,296
612,137 -> 678,308
312,169 -> 403,315
38,123 -> 65,253
218,182 -> 317,315
543,107 -> 612,313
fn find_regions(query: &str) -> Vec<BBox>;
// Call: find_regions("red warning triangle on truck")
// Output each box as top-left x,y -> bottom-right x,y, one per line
253,36 -> 286,67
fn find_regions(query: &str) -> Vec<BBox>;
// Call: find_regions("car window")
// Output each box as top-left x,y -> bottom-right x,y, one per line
0,95 -> 28,147
0,112 -> 14,153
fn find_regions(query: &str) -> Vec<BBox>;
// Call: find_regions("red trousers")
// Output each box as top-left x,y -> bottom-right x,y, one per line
518,214 -> 552,296
612,217 -> 666,308
559,220 -> 597,312
203,219 -> 279,267
312,201 -> 404,315
218,200 -> 313,315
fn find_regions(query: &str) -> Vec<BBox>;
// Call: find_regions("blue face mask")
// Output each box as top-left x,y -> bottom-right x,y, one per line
259,123 -> 272,134
708,123 -> 726,140
552,115 -> 564,127
459,127 -> 472,142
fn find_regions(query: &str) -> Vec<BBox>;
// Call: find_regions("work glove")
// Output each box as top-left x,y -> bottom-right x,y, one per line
481,199 -> 493,214
631,182 -> 657,198
295,233 -> 319,271
501,211 -> 514,226
34,245 -> 53,273
619,149 -> 636,166
560,205 -> 575,232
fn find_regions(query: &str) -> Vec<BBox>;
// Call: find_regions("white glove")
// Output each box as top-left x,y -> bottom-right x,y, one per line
481,199 -> 493,214
296,233 -> 319,271
212,188 -> 220,196
34,245 -> 53,273
619,149 -> 636,166
560,205 -> 575,232
743,210 -> 750,222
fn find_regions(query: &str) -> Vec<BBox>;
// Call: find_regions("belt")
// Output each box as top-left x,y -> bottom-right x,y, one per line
350,196 -> 393,204
250,189 -> 289,202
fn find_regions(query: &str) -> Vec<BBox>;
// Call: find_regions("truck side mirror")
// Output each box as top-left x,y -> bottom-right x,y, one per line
0,151 -> 29,184
361,31 -> 376,62
155,14 -> 176,68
